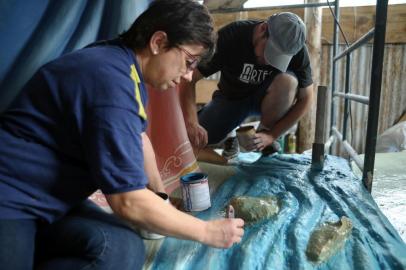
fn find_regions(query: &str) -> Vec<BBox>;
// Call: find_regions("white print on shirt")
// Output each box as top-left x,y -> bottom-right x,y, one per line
239,63 -> 271,84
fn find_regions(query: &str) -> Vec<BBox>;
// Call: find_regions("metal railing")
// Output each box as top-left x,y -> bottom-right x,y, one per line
324,0 -> 389,192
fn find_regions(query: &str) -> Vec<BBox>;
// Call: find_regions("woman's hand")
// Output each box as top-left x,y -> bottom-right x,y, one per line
202,218 -> 245,248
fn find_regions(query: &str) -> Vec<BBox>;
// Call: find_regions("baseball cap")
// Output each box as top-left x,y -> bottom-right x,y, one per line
264,12 -> 306,72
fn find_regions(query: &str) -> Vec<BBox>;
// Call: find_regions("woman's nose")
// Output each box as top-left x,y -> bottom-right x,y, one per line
181,70 -> 193,82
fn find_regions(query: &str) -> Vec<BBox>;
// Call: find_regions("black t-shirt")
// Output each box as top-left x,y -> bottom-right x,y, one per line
198,20 -> 313,99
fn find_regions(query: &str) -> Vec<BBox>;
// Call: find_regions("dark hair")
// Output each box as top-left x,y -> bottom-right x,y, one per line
120,0 -> 215,55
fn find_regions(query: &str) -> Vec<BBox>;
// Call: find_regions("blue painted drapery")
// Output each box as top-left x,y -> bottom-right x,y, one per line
0,0 -> 150,112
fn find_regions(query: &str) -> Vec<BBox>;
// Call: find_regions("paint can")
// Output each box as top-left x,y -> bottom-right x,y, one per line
180,172 -> 211,212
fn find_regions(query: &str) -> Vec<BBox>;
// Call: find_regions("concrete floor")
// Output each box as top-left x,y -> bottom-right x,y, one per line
352,151 -> 406,242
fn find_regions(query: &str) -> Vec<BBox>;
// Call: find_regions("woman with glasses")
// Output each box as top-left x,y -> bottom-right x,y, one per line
0,1 -> 244,269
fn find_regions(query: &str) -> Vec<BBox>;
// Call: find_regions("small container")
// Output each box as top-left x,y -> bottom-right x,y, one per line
180,172 -> 211,212
140,192 -> 169,240
236,125 -> 256,152
287,133 -> 297,153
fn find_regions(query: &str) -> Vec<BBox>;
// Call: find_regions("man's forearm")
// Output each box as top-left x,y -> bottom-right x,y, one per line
179,80 -> 199,125
179,70 -> 205,125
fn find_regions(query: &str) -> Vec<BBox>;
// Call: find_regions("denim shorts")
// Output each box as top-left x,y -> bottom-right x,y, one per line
198,71 -> 297,144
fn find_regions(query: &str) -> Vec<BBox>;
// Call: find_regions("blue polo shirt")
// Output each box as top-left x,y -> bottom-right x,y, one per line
0,39 -> 149,222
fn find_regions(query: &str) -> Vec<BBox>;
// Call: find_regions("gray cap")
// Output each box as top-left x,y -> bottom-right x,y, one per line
264,12 -> 306,72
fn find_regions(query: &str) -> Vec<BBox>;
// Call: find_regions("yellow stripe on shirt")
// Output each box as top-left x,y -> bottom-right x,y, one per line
130,65 -> 147,120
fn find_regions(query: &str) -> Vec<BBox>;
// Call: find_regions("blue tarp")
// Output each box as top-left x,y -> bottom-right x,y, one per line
153,155 -> 406,270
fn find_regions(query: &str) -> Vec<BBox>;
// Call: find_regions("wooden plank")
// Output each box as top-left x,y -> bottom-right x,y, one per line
211,8 -> 304,31
322,4 -> 406,44
298,1 -> 322,153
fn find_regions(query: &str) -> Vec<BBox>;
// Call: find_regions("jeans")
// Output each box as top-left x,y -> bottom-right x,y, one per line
0,200 -> 145,270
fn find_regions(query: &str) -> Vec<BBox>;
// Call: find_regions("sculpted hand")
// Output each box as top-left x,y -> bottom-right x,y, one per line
186,122 -> 208,149
202,218 -> 245,248
252,132 -> 275,151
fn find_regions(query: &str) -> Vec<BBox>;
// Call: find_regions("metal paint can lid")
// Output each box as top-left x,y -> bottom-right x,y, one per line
180,172 -> 208,184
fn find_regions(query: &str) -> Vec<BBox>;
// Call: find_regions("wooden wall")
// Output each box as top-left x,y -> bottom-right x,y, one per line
210,4 -> 406,44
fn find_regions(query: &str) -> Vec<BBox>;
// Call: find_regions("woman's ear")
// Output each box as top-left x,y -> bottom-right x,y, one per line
261,22 -> 268,35
149,31 -> 168,55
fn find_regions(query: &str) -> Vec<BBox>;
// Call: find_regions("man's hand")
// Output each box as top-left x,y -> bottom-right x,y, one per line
202,218 -> 245,248
186,122 -> 208,149
252,131 -> 275,151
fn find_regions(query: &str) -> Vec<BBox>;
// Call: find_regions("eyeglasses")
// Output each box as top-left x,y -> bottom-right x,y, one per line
176,46 -> 200,72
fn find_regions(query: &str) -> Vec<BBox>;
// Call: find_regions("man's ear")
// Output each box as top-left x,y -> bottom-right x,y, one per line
149,31 -> 168,55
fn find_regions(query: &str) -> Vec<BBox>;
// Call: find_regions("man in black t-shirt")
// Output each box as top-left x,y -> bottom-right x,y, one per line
180,12 -> 314,158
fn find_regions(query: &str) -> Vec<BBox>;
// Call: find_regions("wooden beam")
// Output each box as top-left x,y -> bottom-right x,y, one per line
298,0 -> 323,153
322,4 -> 406,44
211,8 -> 304,31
